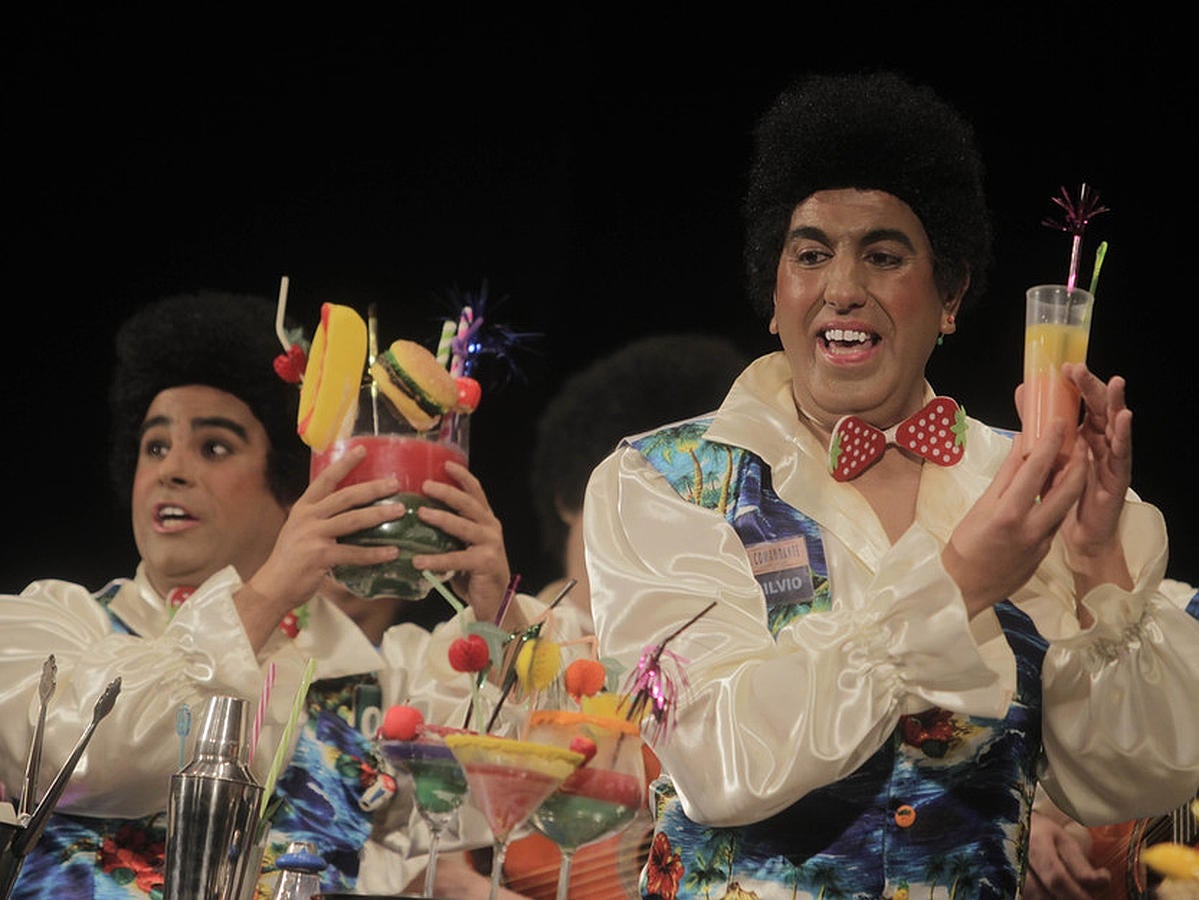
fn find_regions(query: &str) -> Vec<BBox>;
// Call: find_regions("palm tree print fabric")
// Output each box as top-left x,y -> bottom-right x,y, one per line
629,420 -> 1049,899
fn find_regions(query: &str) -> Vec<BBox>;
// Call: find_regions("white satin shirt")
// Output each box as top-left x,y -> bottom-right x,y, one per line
585,352 -> 1199,830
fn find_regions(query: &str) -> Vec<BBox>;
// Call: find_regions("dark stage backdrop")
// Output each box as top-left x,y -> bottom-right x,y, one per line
5,8 -> 1194,597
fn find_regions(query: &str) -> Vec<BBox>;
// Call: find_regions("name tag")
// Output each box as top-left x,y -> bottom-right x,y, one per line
746,537 -> 814,609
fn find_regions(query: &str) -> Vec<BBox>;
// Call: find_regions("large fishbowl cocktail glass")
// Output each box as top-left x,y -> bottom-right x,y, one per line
310,386 -> 470,600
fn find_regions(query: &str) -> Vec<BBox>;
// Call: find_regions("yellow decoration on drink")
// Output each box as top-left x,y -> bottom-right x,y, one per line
297,303 -> 367,452
514,638 -> 561,691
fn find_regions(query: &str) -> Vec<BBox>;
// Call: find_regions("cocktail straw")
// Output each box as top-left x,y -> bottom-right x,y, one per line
449,306 -> 473,377
368,303 -> 381,435
422,571 -> 486,731
274,275 -> 291,351
1042,183 -> 1109,292
422,570 -> 466,622
260,657 -> 316,818
493,574 -> 520,628
1088,241 -> 1109,296
435,318 -> 457,369
484,579 -> 577,734
620,601 -> 716,746
175,703 -> 191,770
249,662 -> 276,759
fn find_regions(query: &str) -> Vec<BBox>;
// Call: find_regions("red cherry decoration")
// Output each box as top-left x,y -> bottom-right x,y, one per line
380,704 -> 424,741
569,736 -> 597,765
273,344 -> 308,384
454,376 -> 482,413
448,634 -> 490,673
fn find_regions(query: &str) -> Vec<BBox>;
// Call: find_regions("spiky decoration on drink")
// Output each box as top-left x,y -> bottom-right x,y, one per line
1041,183 -> 1110,292
619,601 -> 716,747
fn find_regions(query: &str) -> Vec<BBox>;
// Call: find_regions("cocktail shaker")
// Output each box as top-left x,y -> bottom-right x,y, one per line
164,695 -> 263,900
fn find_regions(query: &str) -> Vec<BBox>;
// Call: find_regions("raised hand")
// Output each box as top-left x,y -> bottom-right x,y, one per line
943,421 -> 1087,617
239,446 -> 405,646
1057,363 -> 1134,590
412,460 -> 512,625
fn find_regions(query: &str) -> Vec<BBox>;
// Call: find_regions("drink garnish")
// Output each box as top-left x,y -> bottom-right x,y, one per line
1041,183 -> 1110,292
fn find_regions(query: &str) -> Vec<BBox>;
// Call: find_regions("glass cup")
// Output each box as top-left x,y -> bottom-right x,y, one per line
1022,284 -> 1094,465
376,725 -> 472,898
310,385 -> 470,600
526,711 -> 646,900
444,733 -> 583,900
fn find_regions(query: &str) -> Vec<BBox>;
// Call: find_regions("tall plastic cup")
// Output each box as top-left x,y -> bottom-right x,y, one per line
1022,284 -> 1093,465
164,695 -> 263,900
310,386 -> 470,600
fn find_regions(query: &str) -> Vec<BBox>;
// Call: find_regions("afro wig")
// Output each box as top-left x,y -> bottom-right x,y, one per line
529,332 -> 749,561
743,70 -> 993,318
107,290 -> 309,509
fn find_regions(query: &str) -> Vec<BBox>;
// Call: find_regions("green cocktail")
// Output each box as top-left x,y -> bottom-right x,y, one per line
378,726 -> 471,898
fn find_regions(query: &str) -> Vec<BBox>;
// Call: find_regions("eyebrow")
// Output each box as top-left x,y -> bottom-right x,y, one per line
786,225 -> 918,253
138,415 -> 251,442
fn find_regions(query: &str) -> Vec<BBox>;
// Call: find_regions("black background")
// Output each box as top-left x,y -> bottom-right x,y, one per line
5,7 -> 1195,594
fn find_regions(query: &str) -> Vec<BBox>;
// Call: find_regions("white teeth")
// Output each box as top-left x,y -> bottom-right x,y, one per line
159,506 -> 187,519
823,328 -> 870,343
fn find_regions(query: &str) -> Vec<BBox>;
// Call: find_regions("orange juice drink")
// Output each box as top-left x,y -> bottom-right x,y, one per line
1023,285 -> 1093,464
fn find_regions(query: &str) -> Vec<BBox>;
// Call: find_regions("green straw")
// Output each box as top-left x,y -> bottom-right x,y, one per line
422,569 -> 466,627
1088,240 -> 1109,296
422,570 -> 485,731
259,656 -> 316,817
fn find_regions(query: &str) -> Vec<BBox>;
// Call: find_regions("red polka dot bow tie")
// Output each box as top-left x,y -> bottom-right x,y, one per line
828,396 -> 967,481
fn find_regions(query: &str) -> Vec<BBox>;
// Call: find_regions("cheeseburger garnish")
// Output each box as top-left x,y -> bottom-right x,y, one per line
370,339 -> 459,431
297,302 -> 368,451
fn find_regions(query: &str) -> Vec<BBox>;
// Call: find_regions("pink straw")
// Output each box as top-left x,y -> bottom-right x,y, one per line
250,662 -> 276,758
449,307 -> 473,377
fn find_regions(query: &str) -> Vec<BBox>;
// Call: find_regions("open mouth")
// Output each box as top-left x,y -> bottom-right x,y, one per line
154,504 -> 196,529
819,327 -> 879,351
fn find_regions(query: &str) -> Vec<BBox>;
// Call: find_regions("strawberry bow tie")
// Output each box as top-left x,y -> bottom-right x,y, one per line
828,397 -> 967,481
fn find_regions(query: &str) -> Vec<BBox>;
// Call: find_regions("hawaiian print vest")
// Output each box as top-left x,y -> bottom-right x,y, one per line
12,584 -> 387,900
630,418 -> 1049,900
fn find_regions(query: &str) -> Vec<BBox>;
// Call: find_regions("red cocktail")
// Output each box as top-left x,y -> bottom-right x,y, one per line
310,389 -> 470,600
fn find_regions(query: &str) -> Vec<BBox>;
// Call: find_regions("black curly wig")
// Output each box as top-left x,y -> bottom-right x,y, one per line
108,290 -> 309,509
530,332 -> 749,561
743,70 -> 993,319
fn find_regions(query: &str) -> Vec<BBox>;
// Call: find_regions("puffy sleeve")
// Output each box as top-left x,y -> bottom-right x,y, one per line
0,567 -> 264,817
585,446 -> 1010,827
1021,500 -> 1199,824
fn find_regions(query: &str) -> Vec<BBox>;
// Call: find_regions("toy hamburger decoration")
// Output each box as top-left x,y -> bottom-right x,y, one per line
371,339 -> 465,432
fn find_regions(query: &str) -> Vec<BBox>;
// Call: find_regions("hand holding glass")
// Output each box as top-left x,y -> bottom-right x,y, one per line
309,387 -> 470,600
1022,284 -> 1093,465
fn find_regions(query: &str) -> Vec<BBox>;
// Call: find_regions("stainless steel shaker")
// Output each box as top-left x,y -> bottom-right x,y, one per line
164,695 -> 263,900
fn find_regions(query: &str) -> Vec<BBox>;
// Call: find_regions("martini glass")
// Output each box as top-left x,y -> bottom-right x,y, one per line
310,386 -> 470,600
444,733 -> 583,900
526,710 -> 646,900
377,725 -> 471,898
